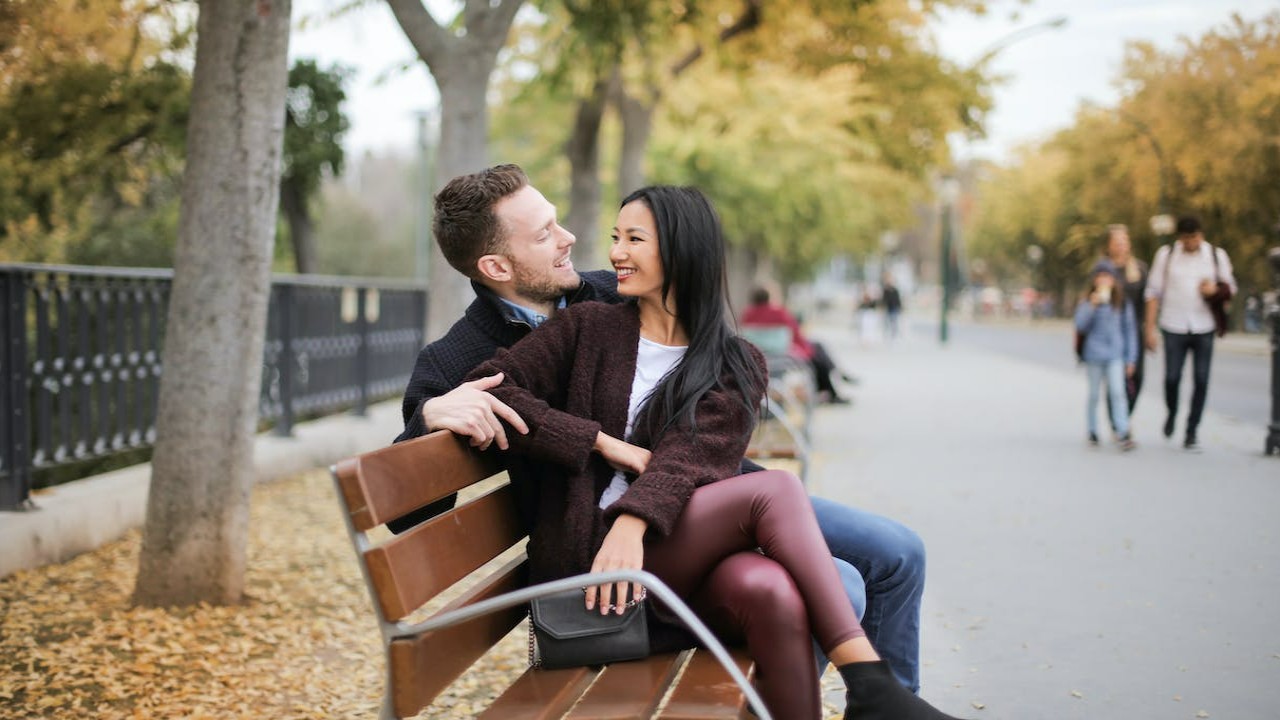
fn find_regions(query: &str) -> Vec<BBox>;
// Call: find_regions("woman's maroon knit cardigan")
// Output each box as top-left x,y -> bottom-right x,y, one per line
468,300 -> 767,650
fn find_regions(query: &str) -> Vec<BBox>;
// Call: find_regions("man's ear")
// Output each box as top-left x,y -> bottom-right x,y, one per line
476,254 -> 514,283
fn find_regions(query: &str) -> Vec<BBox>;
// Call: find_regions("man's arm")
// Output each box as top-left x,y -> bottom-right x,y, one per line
396,336 -> 528,449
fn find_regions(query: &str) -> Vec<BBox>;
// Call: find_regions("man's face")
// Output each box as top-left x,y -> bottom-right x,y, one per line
490,185 -> 579,304
1179,231 -> 1204,252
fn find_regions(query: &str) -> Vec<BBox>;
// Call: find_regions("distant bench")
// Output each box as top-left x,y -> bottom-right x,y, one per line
740,326 -> 815,482
331,430 -> 772,719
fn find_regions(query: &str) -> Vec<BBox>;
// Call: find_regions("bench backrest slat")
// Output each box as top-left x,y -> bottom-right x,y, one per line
389,556 -> 529,718
334,431 -> 502,532
366,482 -> 524,621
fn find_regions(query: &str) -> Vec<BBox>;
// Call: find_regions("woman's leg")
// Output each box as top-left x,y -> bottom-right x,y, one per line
693,552 -> 822,720
647,471 -> 962,720
1106,359 -> 1130,436
1086,362 -> 1105,437
643,469 -> 864,654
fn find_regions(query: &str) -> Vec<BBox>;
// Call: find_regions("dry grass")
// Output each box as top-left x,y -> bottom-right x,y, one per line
0,470 -> 524,719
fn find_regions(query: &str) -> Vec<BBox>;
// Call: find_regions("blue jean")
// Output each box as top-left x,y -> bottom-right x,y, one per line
1086,359 -> 1129,436
811,496 -> 925,692
1162,330 -> 1214,437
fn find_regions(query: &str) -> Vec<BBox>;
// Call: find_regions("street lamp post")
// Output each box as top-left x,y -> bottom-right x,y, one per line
938,176 -> 961,344
1266,246 -> 1280,456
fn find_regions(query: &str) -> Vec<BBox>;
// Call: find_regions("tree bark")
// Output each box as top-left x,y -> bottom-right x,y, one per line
562,75 -> 609,271
280,177 -> 315,274
614,85 -> 655,199
133,0 -> 291,607
386,0 -> 525,339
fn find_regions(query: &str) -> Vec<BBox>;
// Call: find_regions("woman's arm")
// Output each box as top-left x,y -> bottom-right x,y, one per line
466,305 -> 602,469
604,343 -> 767,538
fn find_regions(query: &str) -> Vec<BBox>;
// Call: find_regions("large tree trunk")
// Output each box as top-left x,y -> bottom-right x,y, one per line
280,177 -> 315,273
385,0 -> 525,339
615,87 -> 655,199
427,50 -> 496,337
562,76 -> 609,271
133,0 -> 291,607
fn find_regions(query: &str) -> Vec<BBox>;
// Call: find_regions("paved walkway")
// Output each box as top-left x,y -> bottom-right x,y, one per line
805,318 -> 1279,719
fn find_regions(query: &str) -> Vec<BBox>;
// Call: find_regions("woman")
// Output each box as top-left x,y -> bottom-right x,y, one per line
1075,268 -> 1138,450
470,186 -> 959,719
1091,224 -> 1149,426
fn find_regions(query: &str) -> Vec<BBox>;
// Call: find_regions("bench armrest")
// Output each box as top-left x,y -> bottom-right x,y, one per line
394,569 -> 773,720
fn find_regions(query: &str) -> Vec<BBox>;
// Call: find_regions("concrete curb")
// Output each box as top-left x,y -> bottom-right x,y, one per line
0,400 -> 404,580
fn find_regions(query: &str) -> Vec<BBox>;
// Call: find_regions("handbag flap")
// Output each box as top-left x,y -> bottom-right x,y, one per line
530,590 -> 645,641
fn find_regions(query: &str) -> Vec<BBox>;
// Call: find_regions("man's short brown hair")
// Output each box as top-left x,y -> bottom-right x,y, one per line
433,164 -> 529,279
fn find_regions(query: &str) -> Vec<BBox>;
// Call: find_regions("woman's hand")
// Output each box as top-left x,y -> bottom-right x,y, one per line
594,432 -> 651,475
586,514 -> 648,615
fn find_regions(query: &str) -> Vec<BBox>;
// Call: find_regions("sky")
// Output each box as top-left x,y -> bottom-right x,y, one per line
288,0 -> 1278,164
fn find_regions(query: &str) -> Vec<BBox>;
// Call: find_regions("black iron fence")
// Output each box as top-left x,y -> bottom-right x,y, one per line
1,264 -> 427,511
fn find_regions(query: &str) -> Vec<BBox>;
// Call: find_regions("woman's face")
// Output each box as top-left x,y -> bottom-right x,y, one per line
1095,272 -> 1115,291
611,200 -> 666,303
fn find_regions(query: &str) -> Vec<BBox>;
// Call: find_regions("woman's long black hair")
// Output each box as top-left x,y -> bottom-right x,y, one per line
621,185 -> 764,440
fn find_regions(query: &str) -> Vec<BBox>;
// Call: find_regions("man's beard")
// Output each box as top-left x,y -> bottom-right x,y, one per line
512,264 -> 578,304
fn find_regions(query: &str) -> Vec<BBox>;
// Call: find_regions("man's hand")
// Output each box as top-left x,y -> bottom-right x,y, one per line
1199,279 -> 1217,298
586,514 -> 648,616
594,433 -> 651,475
1144,326 -> 1159,352
421,373 -> 528,451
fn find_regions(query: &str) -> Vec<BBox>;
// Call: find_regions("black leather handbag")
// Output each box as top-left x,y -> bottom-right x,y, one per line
528,588 -> 649,669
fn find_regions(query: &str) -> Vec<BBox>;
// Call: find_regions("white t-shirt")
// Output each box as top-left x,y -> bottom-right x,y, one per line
1145,242 -> 1237,334
598,336 -> 687,510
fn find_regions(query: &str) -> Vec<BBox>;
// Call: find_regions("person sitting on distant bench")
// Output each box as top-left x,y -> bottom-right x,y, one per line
741,285 -> 851,405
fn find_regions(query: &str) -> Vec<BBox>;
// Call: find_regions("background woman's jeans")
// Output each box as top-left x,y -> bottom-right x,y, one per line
1086,358 -> 1129,436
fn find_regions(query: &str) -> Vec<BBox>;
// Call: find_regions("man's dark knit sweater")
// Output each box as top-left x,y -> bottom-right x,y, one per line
395,270 -> 621,443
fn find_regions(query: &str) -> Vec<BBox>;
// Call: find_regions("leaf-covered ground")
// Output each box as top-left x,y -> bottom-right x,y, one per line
0,468 -> 843,718
0,470 -> 528,719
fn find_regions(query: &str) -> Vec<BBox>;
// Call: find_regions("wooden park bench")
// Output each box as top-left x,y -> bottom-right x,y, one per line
739,325 -> 816,482
331,430 -> 773,720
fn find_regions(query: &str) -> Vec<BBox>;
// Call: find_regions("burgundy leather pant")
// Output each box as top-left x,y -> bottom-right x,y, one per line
644,470 -> 865,719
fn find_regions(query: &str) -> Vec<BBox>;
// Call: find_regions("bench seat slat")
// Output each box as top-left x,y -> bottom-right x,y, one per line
478,666 -> 598,720
367,483 -> 523,620
335,431 -> 502,531
389,556 -> 528,718
659,648 -> 754,719
564,652 -> 688,720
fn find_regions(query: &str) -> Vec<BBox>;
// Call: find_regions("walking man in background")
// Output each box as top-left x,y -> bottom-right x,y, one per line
881,276 -> 903,340
1144,216 -> 1237,451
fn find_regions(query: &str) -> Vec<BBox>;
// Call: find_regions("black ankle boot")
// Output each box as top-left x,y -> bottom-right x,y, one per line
839,661 -> 964,720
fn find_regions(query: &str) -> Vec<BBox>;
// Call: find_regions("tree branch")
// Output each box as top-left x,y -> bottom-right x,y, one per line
385,0 -> 452,72
469,0 -> 527,54
669,0 -> 761,78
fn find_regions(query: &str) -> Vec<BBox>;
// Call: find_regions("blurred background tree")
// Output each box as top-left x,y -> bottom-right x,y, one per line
966,11 -> 1279,320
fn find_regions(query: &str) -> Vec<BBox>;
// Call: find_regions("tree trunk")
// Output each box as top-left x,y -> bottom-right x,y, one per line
615,86 -> 655,199
427,51 -> 496,338
562,76 -> 609,271
280,177 -> 315,274
133,0 -> 291,607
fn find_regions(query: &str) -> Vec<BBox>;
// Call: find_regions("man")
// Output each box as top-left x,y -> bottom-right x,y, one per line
1144,216 -> 1237,451
881,276 -> 903,340
394,164 -> 926,690
1092,225 -> 1149,431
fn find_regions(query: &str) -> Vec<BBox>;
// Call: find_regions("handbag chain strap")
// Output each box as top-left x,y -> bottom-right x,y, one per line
527,588 -> 649,669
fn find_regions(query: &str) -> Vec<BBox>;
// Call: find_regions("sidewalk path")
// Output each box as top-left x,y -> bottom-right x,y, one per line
806,320 -> 1279,720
